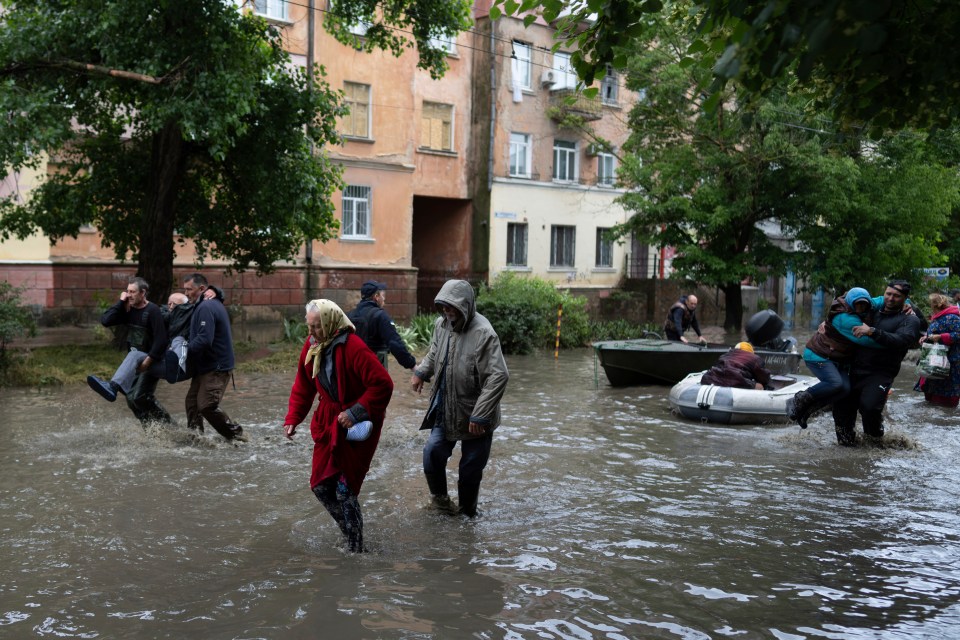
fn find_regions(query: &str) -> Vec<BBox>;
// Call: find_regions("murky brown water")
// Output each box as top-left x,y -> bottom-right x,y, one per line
2,348 -> 959,639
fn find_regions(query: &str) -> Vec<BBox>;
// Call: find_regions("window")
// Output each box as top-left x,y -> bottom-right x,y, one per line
342,82 -> 370,138
506,223 -> 528,267
513,41 -> 532,90
509,133 -> 531,178
253,0 -> 287,20
342,185 -> 371,238
552,51 -> 577,90
429,32 -> 457,55
329,0 -> 368,35
601,65 -> 619,105
420,102 -> 454,151
551,225 -> 576,268
553,140 -> 578,182
597,152 -> 616,187
596,228 -> 613,268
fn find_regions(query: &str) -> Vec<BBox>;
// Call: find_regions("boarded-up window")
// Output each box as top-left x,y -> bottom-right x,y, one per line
420,102 -> 453,151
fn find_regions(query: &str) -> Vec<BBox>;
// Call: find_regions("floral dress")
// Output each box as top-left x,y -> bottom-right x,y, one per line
914,305 -> 960,407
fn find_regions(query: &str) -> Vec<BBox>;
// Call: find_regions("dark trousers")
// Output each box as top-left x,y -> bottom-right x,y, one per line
832,372 -> 893,444
185,370 -> 242,439
125,373 -> 172,425
312,475 -> 364,552
422,426 -> 493,495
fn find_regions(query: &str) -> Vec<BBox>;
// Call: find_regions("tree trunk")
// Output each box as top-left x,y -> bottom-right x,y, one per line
722,283 -> 743,332
138,122 -> 185,305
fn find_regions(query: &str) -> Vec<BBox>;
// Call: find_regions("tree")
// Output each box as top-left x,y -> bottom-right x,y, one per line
611,12 -> 957,329
0,0 -> 470,303
492,0 -> 960,132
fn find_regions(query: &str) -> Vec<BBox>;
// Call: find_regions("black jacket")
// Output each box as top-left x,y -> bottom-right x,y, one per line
347,299 -> 416,369
101,300 -> 167,361
187,297 -> 235,374
850,306 -> 922,379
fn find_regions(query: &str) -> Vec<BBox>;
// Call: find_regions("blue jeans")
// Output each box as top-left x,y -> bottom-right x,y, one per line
804,359 -> 850,404
422,426 -> 492,495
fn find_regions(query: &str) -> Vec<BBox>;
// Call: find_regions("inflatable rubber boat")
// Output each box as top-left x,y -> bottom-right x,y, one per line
668,372 -> 818,425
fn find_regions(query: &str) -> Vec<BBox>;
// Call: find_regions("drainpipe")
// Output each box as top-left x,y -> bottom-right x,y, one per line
305,0 -> 316,297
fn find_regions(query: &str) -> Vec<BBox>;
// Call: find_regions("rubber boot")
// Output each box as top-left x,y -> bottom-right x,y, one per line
425,472 -> 456,514
457,480 -> 481,519
790,390 -> 815,428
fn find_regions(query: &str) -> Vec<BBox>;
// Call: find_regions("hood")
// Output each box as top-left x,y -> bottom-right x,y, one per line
844,287 -> 871,308
434,279 -> 475,332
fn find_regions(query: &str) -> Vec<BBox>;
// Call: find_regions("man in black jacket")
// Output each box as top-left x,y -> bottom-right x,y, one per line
347,280 -> 416,371
89,277 -> 172,425
182,273 -> 246,442
832,280 -> 922,446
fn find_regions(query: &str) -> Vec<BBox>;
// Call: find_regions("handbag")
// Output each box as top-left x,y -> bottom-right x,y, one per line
916,342 -> 951,380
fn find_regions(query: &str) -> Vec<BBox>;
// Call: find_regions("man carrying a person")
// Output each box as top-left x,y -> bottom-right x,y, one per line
182,273 -> 246,442
663,294 -> 708,344
832,279 -> 922,446
347,280 -> 416,371
89,276 -> 172,425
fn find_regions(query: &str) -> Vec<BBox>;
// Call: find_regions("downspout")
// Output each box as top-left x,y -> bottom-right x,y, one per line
305,0 -> 316,297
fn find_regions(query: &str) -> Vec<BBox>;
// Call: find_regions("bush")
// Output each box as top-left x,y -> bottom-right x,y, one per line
476,273 -> 591,354
589,319 -> 663,341
0,281 -> 37,366
398,313 -> 436,351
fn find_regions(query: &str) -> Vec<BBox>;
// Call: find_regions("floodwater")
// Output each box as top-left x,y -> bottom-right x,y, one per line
1,348 -> 959,639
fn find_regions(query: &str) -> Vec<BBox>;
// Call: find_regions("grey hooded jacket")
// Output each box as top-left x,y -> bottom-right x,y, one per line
415,280 -> 509,440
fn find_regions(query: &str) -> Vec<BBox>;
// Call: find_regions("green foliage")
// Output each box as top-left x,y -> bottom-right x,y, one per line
0,0 -> 468,302
493,0 -> 960,132
398,313 -> 437,351
282,317 -> 309,344
589,319 -> 663,342
476,273 -> 591,355
0,282 -> 37,364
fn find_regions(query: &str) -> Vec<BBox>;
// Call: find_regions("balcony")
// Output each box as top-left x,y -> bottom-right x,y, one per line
549,89 -> 602,122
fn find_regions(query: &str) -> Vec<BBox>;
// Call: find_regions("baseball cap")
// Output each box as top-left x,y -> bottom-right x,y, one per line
360,280 -> 386,298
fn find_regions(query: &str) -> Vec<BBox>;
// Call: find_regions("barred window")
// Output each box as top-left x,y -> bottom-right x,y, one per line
342,185 -> 371,238
551,225 -> 576,267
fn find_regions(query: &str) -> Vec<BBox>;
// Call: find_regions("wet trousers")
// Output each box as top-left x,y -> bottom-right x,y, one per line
832,372 -> 892,445
124,372 -> 173,426
185,370 -> 243,439
422,427 -> 493,495
312,475 -> 364,552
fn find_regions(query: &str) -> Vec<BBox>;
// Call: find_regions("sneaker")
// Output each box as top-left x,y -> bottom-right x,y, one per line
429,495 -> 458,515
229,430 -> 249,443
346,420 -> 373,441
87,375 -> 118,402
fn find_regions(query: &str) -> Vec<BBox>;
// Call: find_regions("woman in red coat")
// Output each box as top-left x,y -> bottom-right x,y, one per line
283,299 -> 394,552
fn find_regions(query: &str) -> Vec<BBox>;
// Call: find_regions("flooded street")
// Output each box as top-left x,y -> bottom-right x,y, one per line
2,348 -> 959,639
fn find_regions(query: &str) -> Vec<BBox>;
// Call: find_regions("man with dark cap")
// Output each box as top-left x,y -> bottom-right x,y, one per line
347,280 -> 416,371
831,279 -> 922,446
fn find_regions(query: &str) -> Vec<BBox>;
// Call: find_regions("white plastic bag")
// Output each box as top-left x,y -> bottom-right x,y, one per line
917,342 -> 950,380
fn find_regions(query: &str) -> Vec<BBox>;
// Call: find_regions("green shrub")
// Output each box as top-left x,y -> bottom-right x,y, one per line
281,317 -> 309,344
397,313 -> 436,351
0,281 -> 37,365
476,272 -> 591,354
589,319 -> 663,341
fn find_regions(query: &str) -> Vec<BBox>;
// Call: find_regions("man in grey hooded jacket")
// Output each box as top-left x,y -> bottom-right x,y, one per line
410,279 -> 509,517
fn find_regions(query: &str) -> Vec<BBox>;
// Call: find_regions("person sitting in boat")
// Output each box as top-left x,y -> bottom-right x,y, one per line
787,287 -> 882,429
663,295 -> 708,344
700,342 -> 772,390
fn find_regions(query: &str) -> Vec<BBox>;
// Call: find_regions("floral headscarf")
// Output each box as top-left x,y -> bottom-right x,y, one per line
303,299 -> 355,378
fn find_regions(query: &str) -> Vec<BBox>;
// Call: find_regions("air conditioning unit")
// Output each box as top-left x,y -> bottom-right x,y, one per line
540,69 -> 557,87
585,143 -> 601,157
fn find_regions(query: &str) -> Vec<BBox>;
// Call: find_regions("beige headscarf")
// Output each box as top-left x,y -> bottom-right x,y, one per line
303,299 -> 355,378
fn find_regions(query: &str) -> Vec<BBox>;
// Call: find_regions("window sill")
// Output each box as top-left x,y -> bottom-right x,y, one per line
343,136 -> 375,144
503,265 -> 531,271
340,236 -> 375,243
417,147 -> 457,157
592,267 -> 617,273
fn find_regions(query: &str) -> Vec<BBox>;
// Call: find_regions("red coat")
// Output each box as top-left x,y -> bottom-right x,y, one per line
284,333 -> 394,493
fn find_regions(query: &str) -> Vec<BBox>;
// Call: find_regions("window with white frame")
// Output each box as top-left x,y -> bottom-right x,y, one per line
552,51 -> 577,90
601,65 -> 619,105
597,152 -> 616,187
253,0 -> 287,20
596,228 -> 613,268
513,41 -> 532,90
551,225 -> 576,268
506,223 -> 528,267
329,0 -> 368,35
420,102 -> 454,151
553,140 -> 577,182
509,133 -> 531,178
341,185 -> 371,238
342,82 -> 370,138
429,32 -> 457,54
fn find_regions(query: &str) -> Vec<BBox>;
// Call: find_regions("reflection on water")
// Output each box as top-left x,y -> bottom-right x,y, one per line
2,349 -> 960,638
